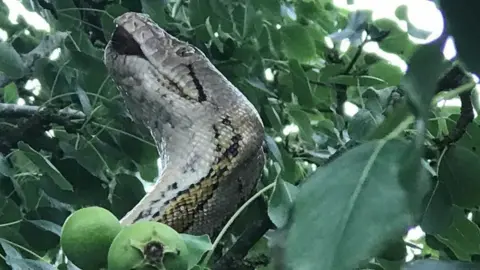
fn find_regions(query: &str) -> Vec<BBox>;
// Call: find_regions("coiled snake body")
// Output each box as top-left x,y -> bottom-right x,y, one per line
103,12 -> 265,236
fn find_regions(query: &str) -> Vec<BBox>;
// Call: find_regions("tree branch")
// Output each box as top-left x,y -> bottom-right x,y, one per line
212,198 -> 273,270
0,31 -> 68,88
434,65 -> 475,147
0,103 -> 85,154
0,103 -> 85,122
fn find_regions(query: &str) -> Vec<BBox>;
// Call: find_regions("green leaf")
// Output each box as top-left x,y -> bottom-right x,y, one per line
327,75 -> 386,87
369,102 -> 412,140
110,174 -> 146,218
288,60 -> 314,108
279,147 -> 299,184
456,122 -> 480,158
348,108 -> 384,141
268,177 -> 298,228
33,58 -> 71,97
189,0 -> 210,27
58,137 -> 118,182
288,108 -> 315,146
394,5 -> 408,21
265,135 -> 283,168
0,228 -> 31,252
17,142 -> 73,191
205,17 -> 223,53
439,1 -> 480,75
400,38 -> 450,118
368,61 -> 404,86
263,105 -> 283,132
279,139 -> 430,270
0,42 -> 25,79
438,145 -> 480,207
420,180 -> 454,235
241,0 -> 257,39
141,0 -> 168,26
281,25 -> 316,62
137,160 -> 159,182
53,0 -> 81,31
436,207 -> 480,260
2,82 -> 18,103
101,4 -> 129,42
0,239 -> 21,259
27,220 -> 62,236
404,259 -> 480,270
0,154 -> 14,177
0,194 -> 23,226
180,234 -> 213,269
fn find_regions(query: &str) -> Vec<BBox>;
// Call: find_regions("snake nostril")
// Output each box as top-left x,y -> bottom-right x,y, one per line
111,26 -> 147,59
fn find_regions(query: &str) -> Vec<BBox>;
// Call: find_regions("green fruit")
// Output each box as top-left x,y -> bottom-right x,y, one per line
61,206 -> 122,270
107,221 -> 189,270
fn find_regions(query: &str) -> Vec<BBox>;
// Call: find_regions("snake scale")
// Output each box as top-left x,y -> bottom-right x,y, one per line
103,12 -> 265,237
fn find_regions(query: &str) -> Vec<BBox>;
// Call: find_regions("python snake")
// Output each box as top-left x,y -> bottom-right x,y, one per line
103,12 -> 265,237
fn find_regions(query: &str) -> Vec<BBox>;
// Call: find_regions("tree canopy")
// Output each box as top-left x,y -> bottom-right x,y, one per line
1,0 -> 480,269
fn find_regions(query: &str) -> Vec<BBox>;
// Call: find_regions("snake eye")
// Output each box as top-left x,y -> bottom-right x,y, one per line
176,46 -> 195,57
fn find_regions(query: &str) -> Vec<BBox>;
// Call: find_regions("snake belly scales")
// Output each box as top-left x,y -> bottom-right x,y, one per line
103,12 -> 265,237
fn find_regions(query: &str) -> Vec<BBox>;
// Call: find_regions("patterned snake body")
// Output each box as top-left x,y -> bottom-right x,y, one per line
103,12 -> 265,236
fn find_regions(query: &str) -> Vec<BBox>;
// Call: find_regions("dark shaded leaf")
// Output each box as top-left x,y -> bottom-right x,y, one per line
101,4 -> 129,42
0,193 -> 23,226
404,259 -> 480,270
348,108 -> 384,141
110,174 -> 146,218
400,37 -> 450,118
439,1 -> 480,76
268,177 -> 298,228
0,42 -> 25,79
27,220 -> 62,236
281,25 -> 316,62
265,135 -> 283,167
180,234 -> 212,269
288,108 -> 315,145
436,207 -> 480,260
17,142 -> 73,191
141,0 -> 168,26
420,180 -> 454,235
369,102 -> 412,140
53,0 -> 81,31
288,60 -> 314,108
438,145 -> 480,207
377,239 -> 407,269
0,154 -> 14,177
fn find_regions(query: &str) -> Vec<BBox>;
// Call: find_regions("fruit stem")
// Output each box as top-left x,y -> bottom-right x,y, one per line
200,183 -> 275,267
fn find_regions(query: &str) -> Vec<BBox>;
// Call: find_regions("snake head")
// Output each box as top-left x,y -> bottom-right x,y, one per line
104,12 -> 231,104
109,12 -> 206,65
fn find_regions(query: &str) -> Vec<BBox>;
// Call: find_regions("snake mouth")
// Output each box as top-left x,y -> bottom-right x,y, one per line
110,25 -> 147,59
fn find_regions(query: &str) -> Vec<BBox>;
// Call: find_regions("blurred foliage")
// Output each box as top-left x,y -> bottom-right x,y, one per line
0,0 -> 479,269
